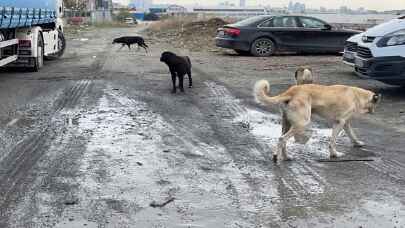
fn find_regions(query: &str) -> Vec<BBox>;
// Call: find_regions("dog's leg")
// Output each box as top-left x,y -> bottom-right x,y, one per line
179,75 -> 185,92
276,126 -> 298,161
117,44 -> 125,52
187,70 -> 192,88
142,45 -> 148,53
280,111 -> 291,160
344,121 -> 365,147
171,74 -> 177,93
127,44 -> 131,50
330,121 -> 345,158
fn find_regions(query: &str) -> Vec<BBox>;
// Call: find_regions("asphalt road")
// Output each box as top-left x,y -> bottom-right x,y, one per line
0,26 -> 404,228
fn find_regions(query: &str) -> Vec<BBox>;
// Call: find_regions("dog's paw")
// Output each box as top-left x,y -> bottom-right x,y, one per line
171,90 -> 176,94
189,85 -> 193,88
180,89 -> 185,93
330,151 -> 345,158
284,156 -> 293,161
272,154 -> 278,163
353,141 -> 365,147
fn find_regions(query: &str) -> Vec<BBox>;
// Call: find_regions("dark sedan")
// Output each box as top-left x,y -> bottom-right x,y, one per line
215,15 -> 360,56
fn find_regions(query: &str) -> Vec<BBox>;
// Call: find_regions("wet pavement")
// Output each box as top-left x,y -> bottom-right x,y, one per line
0,27 -> 404,228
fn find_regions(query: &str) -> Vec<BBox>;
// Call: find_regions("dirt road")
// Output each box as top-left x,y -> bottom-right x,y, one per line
0,26 -> 404,228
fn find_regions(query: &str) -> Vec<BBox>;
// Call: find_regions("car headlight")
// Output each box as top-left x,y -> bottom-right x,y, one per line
377,29 -> 405,47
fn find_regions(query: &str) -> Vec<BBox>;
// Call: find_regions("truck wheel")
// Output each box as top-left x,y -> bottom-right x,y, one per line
250,38 -> 276,57
31,34 -> 44,72
45,30 -> 66,60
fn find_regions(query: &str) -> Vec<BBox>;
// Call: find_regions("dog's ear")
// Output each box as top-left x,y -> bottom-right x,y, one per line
372,93 -> 381,103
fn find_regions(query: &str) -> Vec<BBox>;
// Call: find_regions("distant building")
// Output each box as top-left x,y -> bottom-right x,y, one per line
339,6 -> 352,14
240,0 -> 246,8
219,1 -> 236,7
288,1 -> 306,13
86,0 -> 113,10
193,6 -> 267,16
129,0 -> 153,12
149,4 -> 187,14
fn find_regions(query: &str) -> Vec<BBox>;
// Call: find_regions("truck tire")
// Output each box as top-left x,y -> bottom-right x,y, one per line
46,29 -> 66,60
31,34 -> 44,72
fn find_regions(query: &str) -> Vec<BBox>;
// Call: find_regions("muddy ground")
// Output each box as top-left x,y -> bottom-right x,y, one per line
0,26 -> 404,228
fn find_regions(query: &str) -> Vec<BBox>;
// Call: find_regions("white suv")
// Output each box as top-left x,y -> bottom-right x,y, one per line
342,32 -> 363,66
350,16 -> 405,85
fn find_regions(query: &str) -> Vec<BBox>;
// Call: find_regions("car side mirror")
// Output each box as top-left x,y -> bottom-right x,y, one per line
322,24 -> 332,30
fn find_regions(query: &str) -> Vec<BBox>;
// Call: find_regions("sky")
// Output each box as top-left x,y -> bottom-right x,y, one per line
114,0 -> 405,11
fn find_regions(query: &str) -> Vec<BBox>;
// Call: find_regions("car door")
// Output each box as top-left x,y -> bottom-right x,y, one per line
257,16 -> 302,50
296,16 -> 347,52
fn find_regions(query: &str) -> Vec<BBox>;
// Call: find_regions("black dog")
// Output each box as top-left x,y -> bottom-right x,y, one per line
112,36 -> 149,52
160,52 -> 192,93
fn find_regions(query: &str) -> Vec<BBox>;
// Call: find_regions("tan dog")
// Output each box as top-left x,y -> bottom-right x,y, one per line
282,66 -> 315,144
294,66 -> 314,85
254,80 -> 381,161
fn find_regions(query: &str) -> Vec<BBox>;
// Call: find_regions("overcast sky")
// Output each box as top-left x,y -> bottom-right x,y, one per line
114,0 -> 405,11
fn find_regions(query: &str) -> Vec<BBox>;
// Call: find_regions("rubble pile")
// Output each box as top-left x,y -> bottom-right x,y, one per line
148,17 -> 229,52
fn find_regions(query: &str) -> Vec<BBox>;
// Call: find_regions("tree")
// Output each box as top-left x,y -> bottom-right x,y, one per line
115,8 -> 132,22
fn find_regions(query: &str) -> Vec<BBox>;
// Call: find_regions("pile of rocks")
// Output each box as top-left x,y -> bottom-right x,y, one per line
148,17 -> 228,52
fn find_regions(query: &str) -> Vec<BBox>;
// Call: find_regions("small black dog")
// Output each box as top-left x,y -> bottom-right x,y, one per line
160,51 -> 192,93
112,36 -> 149,52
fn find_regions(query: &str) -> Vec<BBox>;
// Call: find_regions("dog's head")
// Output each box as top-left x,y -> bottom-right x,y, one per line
367,93 -> 381,114
160,51 -> 176,63
112,38 -> 118,44
295,66 -> 314,85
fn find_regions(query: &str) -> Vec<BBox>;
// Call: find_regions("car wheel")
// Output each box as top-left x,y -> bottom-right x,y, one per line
235,50 -> 251,56
251,38 -> 276,57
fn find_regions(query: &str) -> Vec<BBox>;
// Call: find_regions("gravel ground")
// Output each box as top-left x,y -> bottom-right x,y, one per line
0,26 -> 404,228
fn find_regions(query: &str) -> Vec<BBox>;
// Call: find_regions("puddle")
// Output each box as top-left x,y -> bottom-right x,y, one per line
234,108 -> 337,159
287,197 -> 405,227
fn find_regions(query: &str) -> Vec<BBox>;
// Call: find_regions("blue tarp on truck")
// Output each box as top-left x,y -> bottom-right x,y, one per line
0,0 -> 57,29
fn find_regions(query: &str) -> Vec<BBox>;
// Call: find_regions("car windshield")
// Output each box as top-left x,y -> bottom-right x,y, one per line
233,16 -> 269,26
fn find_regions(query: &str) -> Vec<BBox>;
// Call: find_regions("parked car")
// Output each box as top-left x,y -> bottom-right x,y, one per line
353,17 -> 405,85
124,17 -> 137,25
215,15 -> 359,57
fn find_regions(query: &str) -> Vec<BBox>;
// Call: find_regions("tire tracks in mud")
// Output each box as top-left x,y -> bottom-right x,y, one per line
366,156 -> 405,183
0,130 -> 52,212
0,79 -> 92,221
54,79 -> 92,111
0,77 -> 97,224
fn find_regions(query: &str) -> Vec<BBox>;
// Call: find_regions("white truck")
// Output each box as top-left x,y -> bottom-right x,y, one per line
0,0 -> 65,71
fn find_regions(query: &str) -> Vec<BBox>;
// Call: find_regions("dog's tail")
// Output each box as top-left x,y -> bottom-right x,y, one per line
185,56 -> 191,68
254,80 -> 291,105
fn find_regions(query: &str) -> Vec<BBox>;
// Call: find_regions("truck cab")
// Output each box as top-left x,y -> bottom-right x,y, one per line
0,0 -> 65,71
